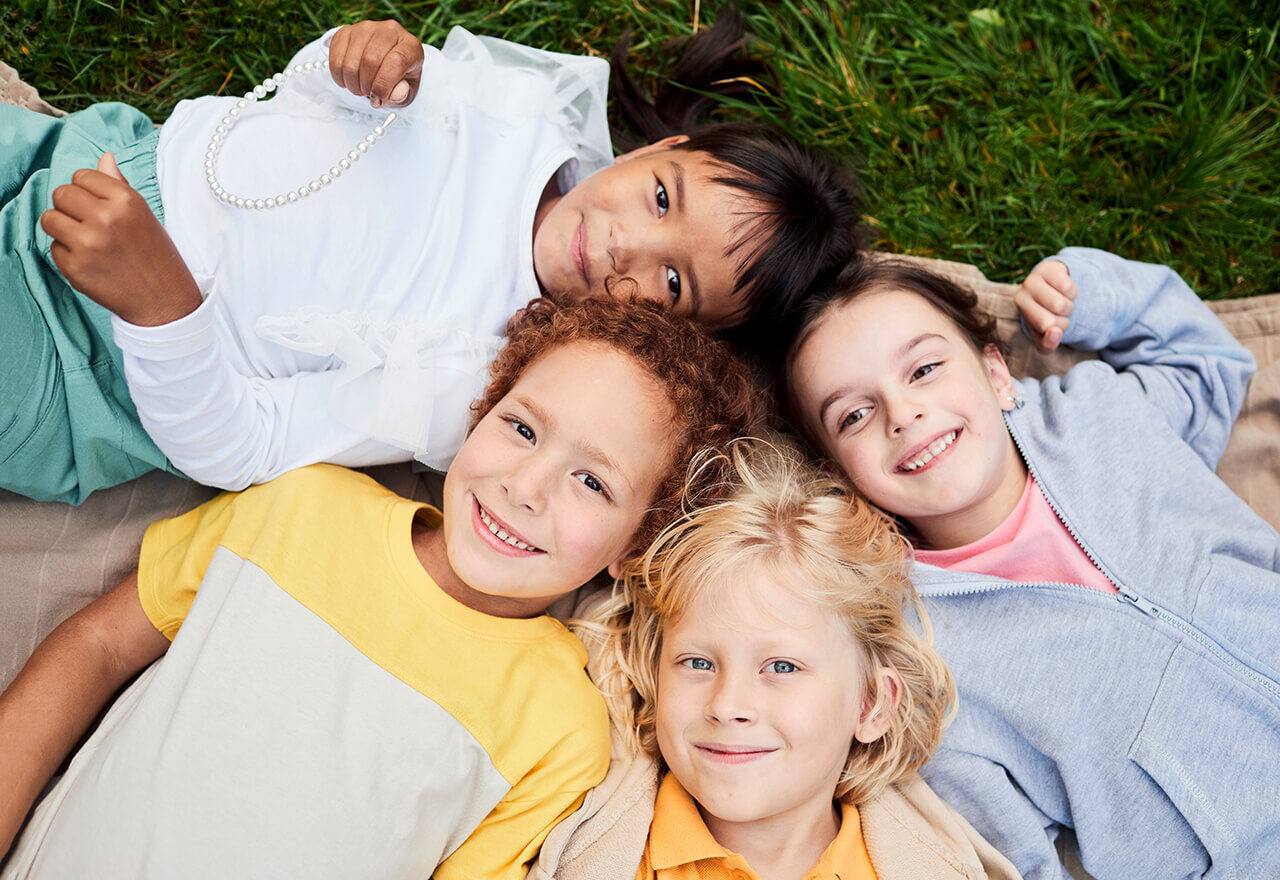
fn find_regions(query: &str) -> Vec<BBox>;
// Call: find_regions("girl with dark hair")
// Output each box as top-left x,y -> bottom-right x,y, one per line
0,8 -> 860,503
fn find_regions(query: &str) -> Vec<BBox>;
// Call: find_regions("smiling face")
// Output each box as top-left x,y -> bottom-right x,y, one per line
789,289 -> 1027,549
655,566 -> 892,843
531,140 -> 753,328
428,342 -> 674,617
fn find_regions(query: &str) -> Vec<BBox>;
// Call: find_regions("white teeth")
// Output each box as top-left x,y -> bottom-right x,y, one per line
477,505 -> 539,552
901,431 -> 957,471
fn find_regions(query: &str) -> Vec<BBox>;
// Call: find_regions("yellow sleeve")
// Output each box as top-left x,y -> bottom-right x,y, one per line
135,489 -> 243,640
434,715 -> 609,880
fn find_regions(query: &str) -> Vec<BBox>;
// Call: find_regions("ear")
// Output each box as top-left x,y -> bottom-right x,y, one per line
605,551 -> 633,581
982,344 -> 1018,411
854,667 -> 903,744
614,134 -> 690,165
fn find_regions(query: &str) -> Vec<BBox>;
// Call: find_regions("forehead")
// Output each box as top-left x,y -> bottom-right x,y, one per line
504,342 -> 674,486
795,289 -> 968,384
664,151 -> 764,328
665,565 -> 846,648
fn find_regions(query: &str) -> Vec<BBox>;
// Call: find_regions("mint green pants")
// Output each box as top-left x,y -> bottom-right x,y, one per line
1,102 -> 180,504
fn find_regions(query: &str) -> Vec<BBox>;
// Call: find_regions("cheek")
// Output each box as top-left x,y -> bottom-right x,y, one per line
555,506 -> 630,570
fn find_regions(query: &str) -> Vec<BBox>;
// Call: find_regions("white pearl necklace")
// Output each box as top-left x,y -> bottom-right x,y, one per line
205,59 -> 398,210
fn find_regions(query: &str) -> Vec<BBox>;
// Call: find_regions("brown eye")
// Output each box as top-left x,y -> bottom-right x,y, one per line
911,362 -> 941,381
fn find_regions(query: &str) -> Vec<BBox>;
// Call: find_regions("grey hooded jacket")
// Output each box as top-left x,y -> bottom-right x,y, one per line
917,248 -> 1276,880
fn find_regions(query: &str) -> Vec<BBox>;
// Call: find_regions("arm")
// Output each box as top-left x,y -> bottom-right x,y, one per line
111,300 -> 411,489
924,750 -> 1069,880
0,573 -> 169,856
1018,246 -> 1256,468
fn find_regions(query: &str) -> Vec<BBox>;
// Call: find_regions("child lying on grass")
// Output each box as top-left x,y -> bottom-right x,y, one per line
0,297 -> 758,880
584,437 -> 1019,880
1,10 -> 858,503
786,247 -> 1278,878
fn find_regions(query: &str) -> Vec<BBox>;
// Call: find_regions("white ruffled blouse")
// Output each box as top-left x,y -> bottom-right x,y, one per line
113,26 -> 612,490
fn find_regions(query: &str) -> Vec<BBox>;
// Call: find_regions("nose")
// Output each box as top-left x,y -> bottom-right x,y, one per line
606,219 -> 666,278
704,671 -> 756,725
885,389 -> 926,436
500,451 -> 549,513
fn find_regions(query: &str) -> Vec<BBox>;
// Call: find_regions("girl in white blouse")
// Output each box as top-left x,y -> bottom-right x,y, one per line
2,11 -> 862,503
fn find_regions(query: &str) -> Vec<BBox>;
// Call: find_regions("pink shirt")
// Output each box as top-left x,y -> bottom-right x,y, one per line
915,476 -> 1116,594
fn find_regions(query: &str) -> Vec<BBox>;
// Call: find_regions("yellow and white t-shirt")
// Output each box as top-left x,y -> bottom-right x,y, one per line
7,465 -> 609,880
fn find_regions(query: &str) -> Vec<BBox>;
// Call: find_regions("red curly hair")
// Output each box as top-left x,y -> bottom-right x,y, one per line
474,297 -> 761,555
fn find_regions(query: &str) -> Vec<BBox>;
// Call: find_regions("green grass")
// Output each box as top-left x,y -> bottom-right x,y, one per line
5,0 -> 1277,297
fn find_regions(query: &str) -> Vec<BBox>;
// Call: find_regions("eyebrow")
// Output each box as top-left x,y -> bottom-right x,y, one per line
667,160 -> 702,317
516,396 -> 634,495
814,332 -> 948,427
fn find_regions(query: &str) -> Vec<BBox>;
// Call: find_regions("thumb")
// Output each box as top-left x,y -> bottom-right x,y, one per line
98,152 -> 124,180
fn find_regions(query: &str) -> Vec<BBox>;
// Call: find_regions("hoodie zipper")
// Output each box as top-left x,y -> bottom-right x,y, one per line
999,412 -> 1280,705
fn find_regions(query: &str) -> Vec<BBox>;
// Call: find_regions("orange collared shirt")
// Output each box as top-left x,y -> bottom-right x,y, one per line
635,774 -> 877,880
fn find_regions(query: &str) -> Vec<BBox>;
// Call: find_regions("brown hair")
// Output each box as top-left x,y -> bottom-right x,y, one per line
585,436 -> 955,805
475,297 -> 760,557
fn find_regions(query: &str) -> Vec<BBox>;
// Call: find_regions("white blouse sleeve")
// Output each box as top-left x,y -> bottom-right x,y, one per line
110,286 -> 463,491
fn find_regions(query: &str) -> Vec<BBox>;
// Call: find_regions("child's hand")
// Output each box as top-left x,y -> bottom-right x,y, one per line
329,19 -> 424,109
1015,259 -> 1077,353
40,153 -> 202,327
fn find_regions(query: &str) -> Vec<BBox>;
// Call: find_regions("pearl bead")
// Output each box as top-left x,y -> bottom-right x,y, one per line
207,61 -> 397,211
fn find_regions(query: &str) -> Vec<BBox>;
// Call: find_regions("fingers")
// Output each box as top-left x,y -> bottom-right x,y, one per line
97,151 -> 124,180
329,20 -> 422,108
1016,260 -> 1076,354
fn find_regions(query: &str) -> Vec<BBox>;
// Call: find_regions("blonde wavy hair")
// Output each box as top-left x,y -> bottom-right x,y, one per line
583,436 -> 955,806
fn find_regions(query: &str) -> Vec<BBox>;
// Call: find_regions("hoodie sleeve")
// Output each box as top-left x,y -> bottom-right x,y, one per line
1042,247 -> 1255,469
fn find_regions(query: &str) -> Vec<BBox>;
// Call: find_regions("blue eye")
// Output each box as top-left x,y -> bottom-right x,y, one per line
576,472 -> 606,495
911,362 -> 940,381
666,267 -> 681,302
655,181 -> 669,216
682,657 -> 713,671
768,660 -> 797,674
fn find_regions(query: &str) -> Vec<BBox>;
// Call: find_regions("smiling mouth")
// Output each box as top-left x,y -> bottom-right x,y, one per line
695,744 -> 775,765
474,500 -> 543,554
896,429 -> 960,473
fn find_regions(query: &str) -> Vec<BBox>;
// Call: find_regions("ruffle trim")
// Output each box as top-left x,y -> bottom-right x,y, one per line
257,308 -> 502,470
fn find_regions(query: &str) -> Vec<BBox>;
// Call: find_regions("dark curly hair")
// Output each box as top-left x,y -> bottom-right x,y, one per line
474,297 -> 761,556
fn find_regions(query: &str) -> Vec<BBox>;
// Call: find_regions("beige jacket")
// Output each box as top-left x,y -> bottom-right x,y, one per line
530,747 -> 1021,880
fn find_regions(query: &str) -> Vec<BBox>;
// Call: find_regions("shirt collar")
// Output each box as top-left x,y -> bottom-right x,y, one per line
648,774 -> 735,871
648,775 -> 867,880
